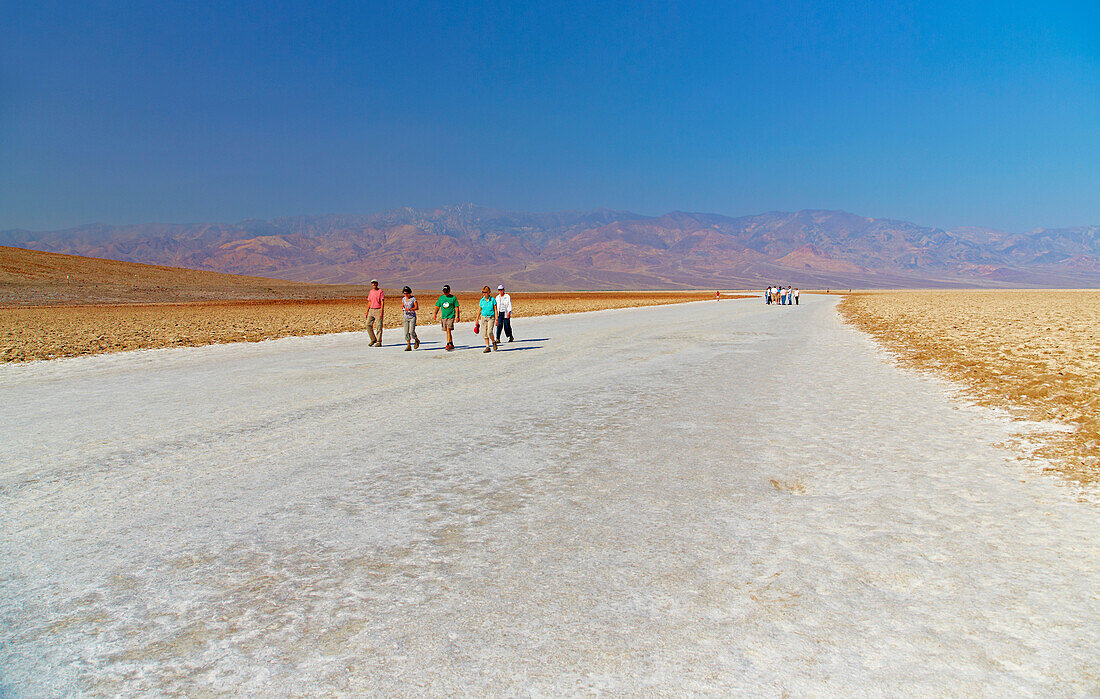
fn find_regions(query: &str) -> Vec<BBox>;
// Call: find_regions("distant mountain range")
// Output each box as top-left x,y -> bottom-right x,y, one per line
2,205 -> 1098,289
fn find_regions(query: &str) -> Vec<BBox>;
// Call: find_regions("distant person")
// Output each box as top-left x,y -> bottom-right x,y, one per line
794,287 -> 800,305
787,286 -> 793,305
765,286 -> 771,304
366,279 -> 385,347
477,286 -> 498,353
433,284 -> 459,351
716,290 -> 721,301
495,285 -> 515,343
780,286 -> 787,305
401,286 -> 420,351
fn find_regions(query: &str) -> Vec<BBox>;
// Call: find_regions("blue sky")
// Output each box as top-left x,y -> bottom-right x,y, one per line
2,0 -> 1098,231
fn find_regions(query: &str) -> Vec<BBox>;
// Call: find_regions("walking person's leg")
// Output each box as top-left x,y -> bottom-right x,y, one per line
412,319 -> 419,348
367,310 -> 381,345
403,318 -> 413,350
502,315 -> 513,341
484,314 -> 497,350
495,312 -> 505,342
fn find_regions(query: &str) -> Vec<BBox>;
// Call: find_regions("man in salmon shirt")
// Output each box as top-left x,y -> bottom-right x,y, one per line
365,279 -> 385,347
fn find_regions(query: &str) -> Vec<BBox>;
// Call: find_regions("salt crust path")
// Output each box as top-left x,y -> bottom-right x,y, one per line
1,297 -> 1098,695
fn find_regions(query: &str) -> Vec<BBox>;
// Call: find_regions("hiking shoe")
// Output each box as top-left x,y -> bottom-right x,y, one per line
492,339 -> 498,349
508,337 -> 514,342
405,344 -> 412,351
413,338 -> 420,349
483,347 -> 491,353
446,343 -> 454,351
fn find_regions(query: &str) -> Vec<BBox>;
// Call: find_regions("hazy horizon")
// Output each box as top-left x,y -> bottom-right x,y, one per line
3,202 -> 1098,237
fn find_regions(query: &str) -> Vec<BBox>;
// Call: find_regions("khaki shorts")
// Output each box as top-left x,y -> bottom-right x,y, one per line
480,316 -> 494,338
441,318 -> 455,330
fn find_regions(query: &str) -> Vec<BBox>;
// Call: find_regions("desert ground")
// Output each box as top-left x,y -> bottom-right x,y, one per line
0,244 -> 373,305
0,292 -> 732,362
839,290 -> 1100,484
2,296 -> 1097,694
1,245 -> 738,361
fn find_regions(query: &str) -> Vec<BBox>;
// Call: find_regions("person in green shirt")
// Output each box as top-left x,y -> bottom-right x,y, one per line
432,284 -> 460,351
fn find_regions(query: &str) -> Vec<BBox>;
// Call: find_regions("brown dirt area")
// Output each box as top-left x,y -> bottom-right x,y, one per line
1,245 -> 752,362
839,290 -> 1100,484
0,245 -> 372,305
2,291 -> 745,363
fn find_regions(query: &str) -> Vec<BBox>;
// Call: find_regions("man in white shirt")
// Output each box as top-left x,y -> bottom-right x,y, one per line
494,284 -> 514,342
794,287 -> 800,305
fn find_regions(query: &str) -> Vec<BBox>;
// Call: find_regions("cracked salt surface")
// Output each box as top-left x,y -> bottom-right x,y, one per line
1,296 -> 1098,694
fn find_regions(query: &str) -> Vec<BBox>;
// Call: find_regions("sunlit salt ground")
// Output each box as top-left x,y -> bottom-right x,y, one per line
1,296 -> 1098,695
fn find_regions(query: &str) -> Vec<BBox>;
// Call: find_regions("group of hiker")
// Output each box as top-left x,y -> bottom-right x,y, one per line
765,285 -> 800,305
363,280 -> 515,353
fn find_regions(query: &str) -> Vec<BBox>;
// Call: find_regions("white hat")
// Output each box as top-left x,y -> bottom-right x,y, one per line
497,285 -> 505,290
370,278 -> 379,284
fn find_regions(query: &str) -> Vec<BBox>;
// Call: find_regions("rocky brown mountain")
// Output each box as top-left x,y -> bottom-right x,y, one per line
3,205 -> 1098,289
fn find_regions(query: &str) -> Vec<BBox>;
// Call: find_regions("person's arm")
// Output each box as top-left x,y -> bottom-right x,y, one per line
455,300 -> 460,323
411,299 -> 419,312
506,296 -> 512,318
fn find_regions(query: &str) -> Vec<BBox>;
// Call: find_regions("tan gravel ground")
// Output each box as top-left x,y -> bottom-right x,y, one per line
1,291 -> 744,363
839,290 -> 1100,484
0,244 -> 370,305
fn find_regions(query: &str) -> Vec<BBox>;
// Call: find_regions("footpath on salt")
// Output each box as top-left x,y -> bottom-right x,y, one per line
2,295 -> 1098,694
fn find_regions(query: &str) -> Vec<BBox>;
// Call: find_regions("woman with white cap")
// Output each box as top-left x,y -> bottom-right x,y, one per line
494,284 -> 514,343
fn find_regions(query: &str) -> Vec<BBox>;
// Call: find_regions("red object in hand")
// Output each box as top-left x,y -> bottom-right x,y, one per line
474,321 -> 480,334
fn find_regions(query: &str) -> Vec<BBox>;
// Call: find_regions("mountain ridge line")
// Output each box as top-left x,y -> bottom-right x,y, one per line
3,205 -> 1098,289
